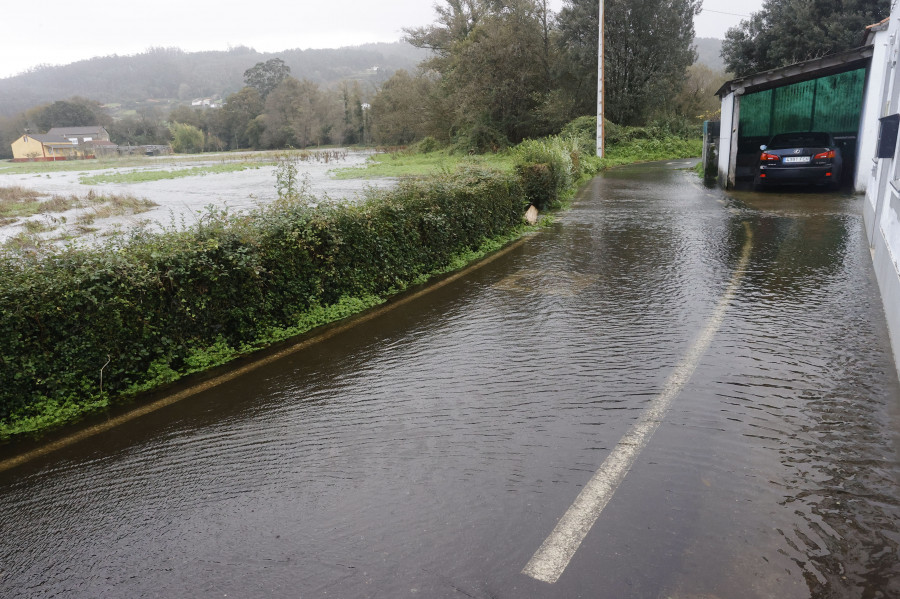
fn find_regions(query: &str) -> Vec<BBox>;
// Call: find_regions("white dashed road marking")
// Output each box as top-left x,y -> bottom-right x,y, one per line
522,223 -> 753,584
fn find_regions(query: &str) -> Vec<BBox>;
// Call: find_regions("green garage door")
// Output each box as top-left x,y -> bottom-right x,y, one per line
740,68 -> 867,138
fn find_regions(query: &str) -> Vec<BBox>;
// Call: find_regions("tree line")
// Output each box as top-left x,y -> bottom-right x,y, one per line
722,0 -> 889,76
0,61 -> 371,157
372,0 -> 707,150
2,0 -> 733,158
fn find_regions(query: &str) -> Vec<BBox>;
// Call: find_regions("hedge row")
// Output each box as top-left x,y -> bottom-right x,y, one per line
0,165 -> 530,436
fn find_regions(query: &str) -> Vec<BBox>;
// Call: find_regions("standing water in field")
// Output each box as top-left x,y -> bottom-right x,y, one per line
0,149 -> 395,245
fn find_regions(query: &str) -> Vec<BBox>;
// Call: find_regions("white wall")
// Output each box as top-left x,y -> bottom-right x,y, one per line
865,9 -> 900,379
857,26 -> 892,192
717,92 -> 736,188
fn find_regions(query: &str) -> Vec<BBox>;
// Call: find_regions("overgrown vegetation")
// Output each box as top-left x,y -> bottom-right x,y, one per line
338,117 -> 702,187
0,186 -> 157,247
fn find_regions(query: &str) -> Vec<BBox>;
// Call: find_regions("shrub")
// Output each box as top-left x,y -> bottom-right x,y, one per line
169,123 -> 205,154
512,136 -> 576,209
0,166 -> 525,437
561,116 -> 598,155
452,122 -> 509,154
415,136 -> 441,154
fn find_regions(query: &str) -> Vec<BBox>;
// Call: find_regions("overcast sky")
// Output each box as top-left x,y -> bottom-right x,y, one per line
0,0 -> 765,80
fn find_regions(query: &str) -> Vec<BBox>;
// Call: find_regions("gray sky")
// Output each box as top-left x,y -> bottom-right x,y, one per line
0,0 -> 764,79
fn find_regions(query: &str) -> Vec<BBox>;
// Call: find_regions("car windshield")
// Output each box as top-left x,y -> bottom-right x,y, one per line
768,132 -> 832,149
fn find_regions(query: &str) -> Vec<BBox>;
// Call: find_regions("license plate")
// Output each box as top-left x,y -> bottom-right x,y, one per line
783,156 -> 810,164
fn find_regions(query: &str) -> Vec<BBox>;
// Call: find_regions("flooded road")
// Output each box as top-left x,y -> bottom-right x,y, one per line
1,161 -> 899,598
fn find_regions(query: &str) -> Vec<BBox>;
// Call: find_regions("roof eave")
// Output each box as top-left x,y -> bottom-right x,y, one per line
716,45 -> 875,98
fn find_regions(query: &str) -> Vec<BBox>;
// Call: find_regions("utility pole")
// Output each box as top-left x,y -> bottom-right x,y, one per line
596,0 -> 605,157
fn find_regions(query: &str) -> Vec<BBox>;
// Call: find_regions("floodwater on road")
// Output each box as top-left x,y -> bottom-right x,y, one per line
0,161 -> 898,598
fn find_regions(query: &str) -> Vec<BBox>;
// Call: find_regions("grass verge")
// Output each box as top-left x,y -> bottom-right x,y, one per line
332,150 -> 514,179
79,163 -> 262,185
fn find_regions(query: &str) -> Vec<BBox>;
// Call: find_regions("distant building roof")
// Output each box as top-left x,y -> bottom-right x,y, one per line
27,133 -> 73,146
47,126 -> 108,137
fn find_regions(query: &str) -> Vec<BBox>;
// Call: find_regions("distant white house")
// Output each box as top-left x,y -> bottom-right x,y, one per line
191,98 -> 221,108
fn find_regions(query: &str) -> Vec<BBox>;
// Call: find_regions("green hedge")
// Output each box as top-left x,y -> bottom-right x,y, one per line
0,166 -> 526,437
513,136 -> 583,210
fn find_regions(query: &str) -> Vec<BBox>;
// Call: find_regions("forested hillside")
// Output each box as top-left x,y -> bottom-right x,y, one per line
0,43 -> 427,117
694,37 -> 725,72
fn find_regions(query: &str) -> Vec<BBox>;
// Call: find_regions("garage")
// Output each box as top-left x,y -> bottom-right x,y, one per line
715,44 -> 877,191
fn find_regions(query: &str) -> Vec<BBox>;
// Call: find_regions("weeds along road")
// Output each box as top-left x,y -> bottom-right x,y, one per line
1,160 -> 898,598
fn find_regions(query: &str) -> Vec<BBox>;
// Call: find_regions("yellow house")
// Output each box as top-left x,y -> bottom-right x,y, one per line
11,133 -> 85,162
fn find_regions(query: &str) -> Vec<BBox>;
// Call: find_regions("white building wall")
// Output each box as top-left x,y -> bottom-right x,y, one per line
865,8 -> 900,379
857,26 -> 893,192
717,92 -> 736,187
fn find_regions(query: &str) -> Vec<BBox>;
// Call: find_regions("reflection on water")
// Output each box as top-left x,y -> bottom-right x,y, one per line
0,162 -> 897,598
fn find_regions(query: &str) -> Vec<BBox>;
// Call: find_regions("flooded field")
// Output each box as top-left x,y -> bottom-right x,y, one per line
0,161 -> 897,598
0,150 -> 395,245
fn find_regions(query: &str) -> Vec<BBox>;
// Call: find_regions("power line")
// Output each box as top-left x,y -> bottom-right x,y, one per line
703,8 -> 752,18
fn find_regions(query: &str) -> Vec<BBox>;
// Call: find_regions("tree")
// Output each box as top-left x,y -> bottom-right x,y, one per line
722,0 -> 890,77
0,115 -> 23,159
25,98 -> 109,131
260,77 -> 331,149
673,63 -> 727,122
338,81 -> 368,145
168,105 -> 206,129
370,70 -> 436,145
243,58 -> 291,100
555,0 -> 701,126
554,0 -> 600,118
215,87 -> 264,149
169,122 -> 205,153
107,109 -> 170,147
405,0 -> 557,147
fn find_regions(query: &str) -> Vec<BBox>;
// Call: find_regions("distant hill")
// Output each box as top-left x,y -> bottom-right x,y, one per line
0,43 -> 429,117
694,37 -> 725,72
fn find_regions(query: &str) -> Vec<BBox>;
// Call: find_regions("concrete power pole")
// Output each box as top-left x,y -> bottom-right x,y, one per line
596,0 -> 605,157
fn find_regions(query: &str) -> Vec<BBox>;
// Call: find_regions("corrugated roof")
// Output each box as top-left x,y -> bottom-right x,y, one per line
716,46 -> 874,98
26,133 -> 72,145
46,126 -> 107,136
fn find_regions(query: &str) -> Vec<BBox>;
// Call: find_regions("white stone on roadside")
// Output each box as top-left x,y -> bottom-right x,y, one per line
525,204 -> 539,225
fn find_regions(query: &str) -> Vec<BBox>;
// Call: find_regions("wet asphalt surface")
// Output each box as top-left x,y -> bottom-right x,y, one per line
1,161 -> 898,598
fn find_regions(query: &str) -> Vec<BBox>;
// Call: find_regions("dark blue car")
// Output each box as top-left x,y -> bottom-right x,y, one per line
754,132 -> 843,190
